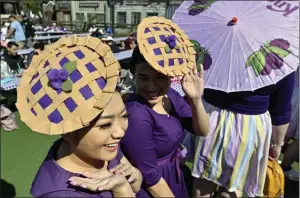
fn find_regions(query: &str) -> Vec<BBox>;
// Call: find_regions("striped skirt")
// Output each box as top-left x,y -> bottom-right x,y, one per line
192,101 -> 272,197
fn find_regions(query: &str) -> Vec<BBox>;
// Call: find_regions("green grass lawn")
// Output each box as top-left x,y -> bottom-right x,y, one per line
1,112 -> 299,197
1,112 -> 59,197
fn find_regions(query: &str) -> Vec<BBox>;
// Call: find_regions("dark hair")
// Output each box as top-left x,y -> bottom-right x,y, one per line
130,32 -> 137,37
33,42 -> 45,51
9,15 -> 16,19
130,46 -> 147,75
7,41 -> 18,48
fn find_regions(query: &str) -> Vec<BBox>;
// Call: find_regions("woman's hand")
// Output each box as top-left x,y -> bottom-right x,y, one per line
181,64 -> 204,100
68,169 -> 135,197
110,162 -> 142,193
269,146 -> 282,161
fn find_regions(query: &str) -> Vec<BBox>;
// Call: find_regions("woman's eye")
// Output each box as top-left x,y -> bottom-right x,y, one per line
122,114 -> 129,119
100,123 -> 112,129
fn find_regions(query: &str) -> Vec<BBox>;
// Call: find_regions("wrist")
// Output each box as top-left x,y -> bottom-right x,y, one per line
270,141 -> 285,148
113,182 -> 135,197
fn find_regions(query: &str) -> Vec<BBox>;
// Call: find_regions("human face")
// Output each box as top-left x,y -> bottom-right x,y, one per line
9,17 -> 15,23
8,45 -> 18,56
69,92 -> 128,162
134,62 -> 170,106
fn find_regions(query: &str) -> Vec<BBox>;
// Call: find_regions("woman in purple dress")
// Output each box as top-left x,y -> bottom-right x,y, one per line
16,35 -> 142,197
120,17 -> 210,197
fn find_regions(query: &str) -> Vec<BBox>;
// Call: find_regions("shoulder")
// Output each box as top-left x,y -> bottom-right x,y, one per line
30,140 -> 75,197
126,101 -> 152,121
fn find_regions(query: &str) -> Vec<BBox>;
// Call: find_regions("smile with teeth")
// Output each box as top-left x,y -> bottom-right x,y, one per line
104,143 -> 118,148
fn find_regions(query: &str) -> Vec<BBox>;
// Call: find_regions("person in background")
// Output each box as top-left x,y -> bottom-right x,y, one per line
7,15 -> 26,49
89,24 -> 97,33
91,28 -> 103,39
26,42 -> 45,66
106,24 -> 113,35
21,15 -> 35,48
124,32 -> 137,50
106,36 -> 120,53
2,41 -> 25,73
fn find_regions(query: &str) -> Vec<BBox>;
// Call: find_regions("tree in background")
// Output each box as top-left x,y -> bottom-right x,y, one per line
23,0 -> 41,15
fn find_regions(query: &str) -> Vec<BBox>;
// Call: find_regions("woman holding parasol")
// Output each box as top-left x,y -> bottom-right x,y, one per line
173,1 -> 299,197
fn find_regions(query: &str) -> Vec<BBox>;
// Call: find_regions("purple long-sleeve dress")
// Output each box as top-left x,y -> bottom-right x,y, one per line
121,88 -> 192,198
31,139 -> 123,198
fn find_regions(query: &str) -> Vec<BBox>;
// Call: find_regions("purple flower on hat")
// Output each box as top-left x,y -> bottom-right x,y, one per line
49,79 -> 63,90
164,35 -> 177,49
58,69 -> 68,81
47,68 -> 69,90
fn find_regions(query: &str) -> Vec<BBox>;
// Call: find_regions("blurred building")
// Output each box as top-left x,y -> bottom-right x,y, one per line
114,0 -> 166,27
70,1 -> 111,25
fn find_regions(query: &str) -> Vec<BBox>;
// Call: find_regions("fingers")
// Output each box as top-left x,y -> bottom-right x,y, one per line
193,64 -> 197,76
198,64 -> 204,78
109,163 -> 131,175
69,176 -> 103,191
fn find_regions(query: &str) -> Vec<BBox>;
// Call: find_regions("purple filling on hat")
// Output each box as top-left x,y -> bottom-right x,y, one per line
31,80 -> 42,95
74,50 -> 85,59
48,109 -> 63,124
56,52 -> 61,57
79,85 -> 94,100
38,94 -> 53,109
158,60 -> 164,67
30,72 -> 39,83
86,63 -> 96,73
69,70 -> 82,83
147,37 -> 156,44
59,57 -> 69,67
159,35 -> 166,42
178,58 -> 183,64
100,57 -> 104,62
144,28 -> 150,33
44,61 -> 49,68
169,59 -> 174,66
96,77 -> 107,89
56,89 -> 62,94
153,27 -> 160,31
64,98 -> 78,112
31,108 -> 37,116
153,48 -> 162,55
176,48 -> 181,53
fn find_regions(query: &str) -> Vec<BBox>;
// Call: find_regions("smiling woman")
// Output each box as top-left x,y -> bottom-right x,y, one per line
120,17 -> 210,198
16,35 -> 142,197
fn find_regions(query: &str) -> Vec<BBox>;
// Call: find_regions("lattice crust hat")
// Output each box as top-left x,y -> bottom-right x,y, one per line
16,35 -> 120,135
137,17 -> 196,77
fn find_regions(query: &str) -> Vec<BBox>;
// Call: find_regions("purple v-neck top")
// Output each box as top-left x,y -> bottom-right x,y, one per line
120,88 -> 193,197
30,139 -> 123,198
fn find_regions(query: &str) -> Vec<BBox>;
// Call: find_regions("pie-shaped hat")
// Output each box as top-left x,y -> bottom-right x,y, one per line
16,35 -> 120,135
137,16 -> 196,76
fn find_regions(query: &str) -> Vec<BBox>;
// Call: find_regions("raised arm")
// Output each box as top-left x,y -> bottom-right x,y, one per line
121,105 -> 175,197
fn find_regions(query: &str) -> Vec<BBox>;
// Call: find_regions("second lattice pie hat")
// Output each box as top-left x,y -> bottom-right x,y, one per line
137,16 -> 196,76
16,35 -> 120,135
